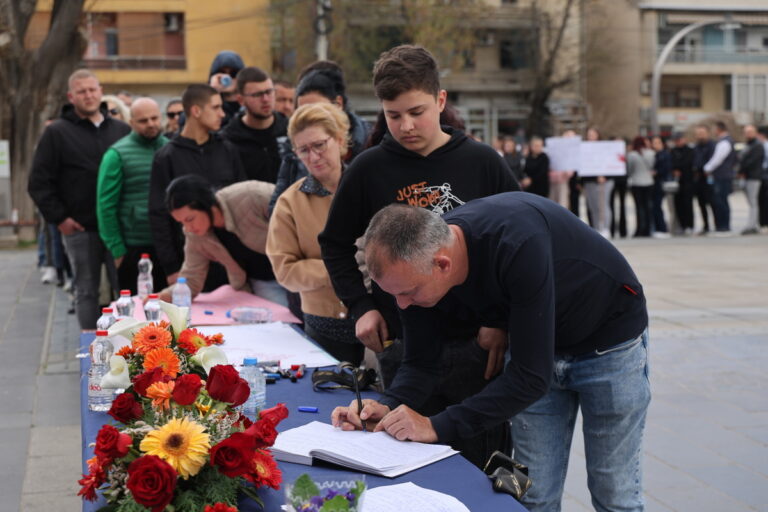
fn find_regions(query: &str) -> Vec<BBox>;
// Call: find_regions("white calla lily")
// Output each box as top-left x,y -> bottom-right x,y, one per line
190,345 -> 228,374
159,300 -> 189,338
107,317 -> 148,340
100,355 -> 132,389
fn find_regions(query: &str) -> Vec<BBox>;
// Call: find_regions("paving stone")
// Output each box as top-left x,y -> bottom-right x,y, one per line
19,491 -> 81,512
685,464 -> 768,511
648,481 -> 757,511
32,373 -> 82,427
22,454 -> 81,493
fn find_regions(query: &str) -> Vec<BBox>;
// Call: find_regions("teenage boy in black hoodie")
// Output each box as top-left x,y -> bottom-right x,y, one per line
319,45 -> 518,467
29,69 -> 130,329
149,84 -> 246,289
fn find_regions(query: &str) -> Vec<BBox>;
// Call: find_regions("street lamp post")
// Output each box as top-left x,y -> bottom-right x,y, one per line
650,17 -> 737,135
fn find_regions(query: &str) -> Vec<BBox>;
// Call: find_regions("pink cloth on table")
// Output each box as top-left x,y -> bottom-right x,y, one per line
191,285 -> 300,325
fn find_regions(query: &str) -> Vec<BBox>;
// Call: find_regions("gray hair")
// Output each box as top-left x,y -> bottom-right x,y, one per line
364,204 -> 452,279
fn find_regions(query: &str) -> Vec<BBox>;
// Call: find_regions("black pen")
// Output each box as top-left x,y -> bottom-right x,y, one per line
352,367 -> 366,432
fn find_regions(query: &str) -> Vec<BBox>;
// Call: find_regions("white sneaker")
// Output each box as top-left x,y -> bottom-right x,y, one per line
652,232 -> 671,239
63,278 -> 73,292
40,266 -> 56,284
710,230 -> 732,238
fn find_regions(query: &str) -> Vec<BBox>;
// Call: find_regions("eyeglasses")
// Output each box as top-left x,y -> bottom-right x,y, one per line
294,137 -> 332,159
242,88 -> 275,100
166,111 -> 182,119
108,108 -> 120,116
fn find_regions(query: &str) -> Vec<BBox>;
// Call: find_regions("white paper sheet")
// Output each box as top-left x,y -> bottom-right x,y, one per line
362,482 -> 470,512
196,323 -> 338,368
578,140 -> 627,177
545,136 -> 582,171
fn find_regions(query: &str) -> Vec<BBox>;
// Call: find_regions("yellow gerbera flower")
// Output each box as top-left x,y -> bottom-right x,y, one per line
139,417 -> 210,479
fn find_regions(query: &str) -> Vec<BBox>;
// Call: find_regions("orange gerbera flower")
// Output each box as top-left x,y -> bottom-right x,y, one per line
115,345 -> 135,357
143,347 -> 180,378
207,332 -> 224,345
177,328 -> 217,354
133,323 -> 172,354
146,380 -> 176,411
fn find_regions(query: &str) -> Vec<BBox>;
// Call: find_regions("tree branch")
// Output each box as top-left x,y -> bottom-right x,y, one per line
33,0 -> 85,82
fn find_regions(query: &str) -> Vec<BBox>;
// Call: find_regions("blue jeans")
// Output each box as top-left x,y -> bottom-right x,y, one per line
511,330 -> 650,512
711,177 -> 732,231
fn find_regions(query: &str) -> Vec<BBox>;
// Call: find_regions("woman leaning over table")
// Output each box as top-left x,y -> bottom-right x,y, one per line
266,102 -> 364,366
156,175 -> 275,302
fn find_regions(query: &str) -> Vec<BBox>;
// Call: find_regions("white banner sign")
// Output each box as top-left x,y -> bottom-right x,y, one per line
578,141 -> 627,177
545,136 -> 581,171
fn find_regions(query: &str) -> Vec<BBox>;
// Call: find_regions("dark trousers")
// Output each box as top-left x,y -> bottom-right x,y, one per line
116,246 -> 168,295
695,176 -> 713,232
674,181 -> 695,230
711,177 -> 732,231
759,179 -> 768,227
611,177 -> 628,238
652,181 -> 668,233
631,185 -> 653,237
569,174 -> 581,217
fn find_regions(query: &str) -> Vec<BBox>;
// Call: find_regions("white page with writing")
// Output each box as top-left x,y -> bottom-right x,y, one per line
272,421 -> 458,477
361,482 -> 470,512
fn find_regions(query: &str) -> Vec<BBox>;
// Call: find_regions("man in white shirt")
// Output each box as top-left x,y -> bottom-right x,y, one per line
703,121 -> 737,234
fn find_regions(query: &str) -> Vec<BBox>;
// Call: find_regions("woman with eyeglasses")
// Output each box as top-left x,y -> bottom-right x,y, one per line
266,103 -> 364,366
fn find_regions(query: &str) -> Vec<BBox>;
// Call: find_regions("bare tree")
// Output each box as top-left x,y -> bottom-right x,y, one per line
0,0 -> 87,241
525,0 -> 579,138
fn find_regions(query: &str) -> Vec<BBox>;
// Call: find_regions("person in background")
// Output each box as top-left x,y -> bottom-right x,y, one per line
549,130 -> 575,210
491,135 -> 504,157
157,175 -> 274,303
164,98 -> 183,137
103,94 -> 130,123
502,136 -> 524,183
703,121 -> 736,235
610,137 -> 628,238
267,103 -> 363,365
274,80 -> 296,118
738,124 -> 765,235
28,69 -> 130,329
757,126 -> 768,231
581,127 -> 614,238
651,135 -> 672,238
149,84 -> 246,292
116,90 -> 134,107
692,125 -> 715,235
627,136 -> 654,237
97,98 -> 169,294
208,50 -> 245,128
522,136 -> 550,198
670,132 -> 695,236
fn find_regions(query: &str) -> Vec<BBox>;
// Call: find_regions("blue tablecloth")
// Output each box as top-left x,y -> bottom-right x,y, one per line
80,333 -> 525,511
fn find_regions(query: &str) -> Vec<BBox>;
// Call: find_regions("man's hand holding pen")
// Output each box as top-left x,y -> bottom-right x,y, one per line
331,400 -> 438,444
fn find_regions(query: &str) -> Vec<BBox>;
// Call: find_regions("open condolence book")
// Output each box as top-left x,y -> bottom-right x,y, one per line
272,421 -> 458,478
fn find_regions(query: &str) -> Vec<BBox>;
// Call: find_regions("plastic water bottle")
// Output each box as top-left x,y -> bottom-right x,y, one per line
227,306 -> 272,324
137,253 -> 154,301
88,330 -> 115,411
172,277 -> 192,323
144,294 -> 162,322
115,289 -> 134,318
96,307 -> 116,330
241,357 -> 266,419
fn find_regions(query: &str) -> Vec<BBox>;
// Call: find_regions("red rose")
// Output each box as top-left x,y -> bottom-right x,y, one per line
259,403 -> 289,427
206,365 -> 250,407
108,393 -> 144,423
94,425 -> 132,462
244,418 -> 278,449
204,504 -> 238,512
126,455 -> 177,512
171,374 -> 202,406
132,367 -> 168,397
209,432 -> 256,477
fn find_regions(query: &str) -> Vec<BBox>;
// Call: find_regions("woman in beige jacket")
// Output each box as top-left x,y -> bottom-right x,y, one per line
157,176 -> 276,302
267,102 -> 363,365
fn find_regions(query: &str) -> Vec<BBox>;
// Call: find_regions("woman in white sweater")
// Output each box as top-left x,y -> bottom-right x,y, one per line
627,136 -> 655,237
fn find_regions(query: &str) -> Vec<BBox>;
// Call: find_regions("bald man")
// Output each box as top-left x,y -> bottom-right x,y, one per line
97,97 -> 169,294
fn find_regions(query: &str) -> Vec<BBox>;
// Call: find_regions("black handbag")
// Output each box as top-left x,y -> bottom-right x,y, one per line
483,450 -> 532,500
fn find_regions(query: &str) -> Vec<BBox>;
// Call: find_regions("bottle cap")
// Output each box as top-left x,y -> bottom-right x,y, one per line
177,277 -> 187,284
148,293 -> 159,299
120,289 -> 131,295
141,253 -> 150,259
102,307 -> 113,313
95,330 -> 109,336
243,357 -> 258,366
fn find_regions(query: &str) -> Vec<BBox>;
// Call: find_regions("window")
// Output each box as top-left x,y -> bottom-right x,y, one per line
500,36 -> 532,70
105,28 -> 118,56
660,85 -> 701,108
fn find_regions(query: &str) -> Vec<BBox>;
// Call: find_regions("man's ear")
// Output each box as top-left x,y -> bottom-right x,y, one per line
436,89 -> 447,113
434,253 -> 451,273
190,104 -> 201,119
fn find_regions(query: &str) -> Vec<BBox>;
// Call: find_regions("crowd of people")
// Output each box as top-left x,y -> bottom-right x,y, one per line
493,122 -> 768,239
25,43 -> 766,512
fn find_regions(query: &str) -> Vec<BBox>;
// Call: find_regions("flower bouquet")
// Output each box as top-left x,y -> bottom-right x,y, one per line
79,302 -> 288,511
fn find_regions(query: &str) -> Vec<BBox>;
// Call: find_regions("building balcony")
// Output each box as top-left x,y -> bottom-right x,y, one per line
83,55 -> 187,71
659,45 -> 768,65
